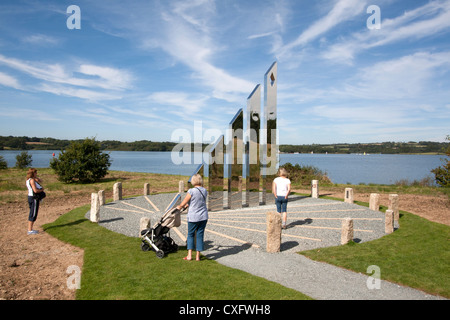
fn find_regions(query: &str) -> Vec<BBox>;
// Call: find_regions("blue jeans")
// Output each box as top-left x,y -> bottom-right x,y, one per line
187,220 -> 208,251
275,196 -> 288,213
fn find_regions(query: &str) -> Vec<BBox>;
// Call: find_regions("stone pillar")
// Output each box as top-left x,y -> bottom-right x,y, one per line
344,188 -> 354,204
90,193 -> 100,223
385,210 -> 394,234
98,190 -> 105,206
389,194 -> 399,221
311,180 -> 319,199
139,217 -> 151,236
113,182 -> 122,201
238,176 -> 242,192
144,183 -> 150,195
341,218 -> 354,245
266,212 -> 282,253
369,193 -> 380,211
179,180 -> 184,194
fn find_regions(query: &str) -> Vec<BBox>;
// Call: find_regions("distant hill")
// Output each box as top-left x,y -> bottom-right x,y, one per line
0,136 -> 196,152
279,141 -> 448,154
0,135 -> 448,154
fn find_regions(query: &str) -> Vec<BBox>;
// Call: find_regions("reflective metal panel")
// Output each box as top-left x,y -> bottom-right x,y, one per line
224,109 -> 243,209
204,135 -> 224,211
262,62 -> 278,204
244,84 -> 261,207
186,61 -> 278,211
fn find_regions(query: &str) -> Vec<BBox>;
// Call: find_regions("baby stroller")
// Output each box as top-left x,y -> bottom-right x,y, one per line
140,206 -> 184,258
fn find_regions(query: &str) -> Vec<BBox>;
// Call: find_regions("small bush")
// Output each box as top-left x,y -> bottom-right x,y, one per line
50,138 -> 111,183
281,162 -> 331,186
431,135 -> 449,187
15,151 -> 32,169
0,156 -> 7,169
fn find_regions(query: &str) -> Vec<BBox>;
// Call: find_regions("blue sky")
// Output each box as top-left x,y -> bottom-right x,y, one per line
0,0 -> 449,145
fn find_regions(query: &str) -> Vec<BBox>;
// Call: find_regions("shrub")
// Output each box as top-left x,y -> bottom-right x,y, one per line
281,162 -> 331,186
431,135 -> 449,188
15,151 -> 32,169
432,164 -> 450,187
50,138 -> 111,183
0,155 -> 7,169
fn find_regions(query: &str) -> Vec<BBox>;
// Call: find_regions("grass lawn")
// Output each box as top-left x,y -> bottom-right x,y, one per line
5,168 -> 447,299
43,205 -> 312,300
300,208 -> 450,298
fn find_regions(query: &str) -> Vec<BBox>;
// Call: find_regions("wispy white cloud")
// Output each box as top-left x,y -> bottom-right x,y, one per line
0,106 -> 60,121
146,91 -> 209,114
38,84 -> 123,102
0,54 -> 133,101
339,51 -> 450,100
22,34 -> 60,46
154,2 -> 255,102
323,0 -> 450,63
77,64 -> 133,91
90,0 -> 255,103
276,0 -> 368,60
0,71 -> 21,90
170,0 -> 216,34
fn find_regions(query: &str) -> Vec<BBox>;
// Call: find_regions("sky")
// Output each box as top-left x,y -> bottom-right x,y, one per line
0,0 -> 449,145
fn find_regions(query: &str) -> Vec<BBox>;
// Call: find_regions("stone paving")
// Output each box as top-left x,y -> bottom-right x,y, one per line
91,192 -> 391,253
87,192 -> 445,300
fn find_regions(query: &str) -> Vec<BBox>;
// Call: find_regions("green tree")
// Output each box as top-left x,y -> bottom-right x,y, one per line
431,135 -> 450,187
50,138 -> 111,183
0,155 -> 7,169
15,151 -> 32,169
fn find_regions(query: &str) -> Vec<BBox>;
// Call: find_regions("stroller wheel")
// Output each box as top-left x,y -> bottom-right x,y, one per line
141,242 -> 151,252
156,250 -> 165,259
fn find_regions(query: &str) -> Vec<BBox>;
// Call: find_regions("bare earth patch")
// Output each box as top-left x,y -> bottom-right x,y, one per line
1,187 -> 448,300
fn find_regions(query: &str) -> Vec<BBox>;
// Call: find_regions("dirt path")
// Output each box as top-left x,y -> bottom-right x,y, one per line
0,188 -> 448,300
0,193 -> 87,300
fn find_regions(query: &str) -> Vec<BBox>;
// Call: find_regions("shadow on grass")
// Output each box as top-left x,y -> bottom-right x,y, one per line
43,218 -> 86,231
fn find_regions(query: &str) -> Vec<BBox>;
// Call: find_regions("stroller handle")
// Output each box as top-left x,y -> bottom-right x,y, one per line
176,206 -> 188,213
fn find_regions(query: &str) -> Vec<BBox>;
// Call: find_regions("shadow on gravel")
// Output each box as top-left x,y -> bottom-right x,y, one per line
203,241 -> 253,259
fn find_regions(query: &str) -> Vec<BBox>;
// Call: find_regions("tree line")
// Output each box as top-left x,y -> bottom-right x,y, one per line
280,141 -> 448,154
0,136 -> 180,152
0,135 -> 448,154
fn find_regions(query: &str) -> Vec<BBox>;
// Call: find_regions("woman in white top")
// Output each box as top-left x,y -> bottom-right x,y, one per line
26,168 -> 45,235
272,167 -> 291,229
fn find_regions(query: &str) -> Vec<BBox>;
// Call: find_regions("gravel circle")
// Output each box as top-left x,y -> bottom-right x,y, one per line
85,192 -> 445,300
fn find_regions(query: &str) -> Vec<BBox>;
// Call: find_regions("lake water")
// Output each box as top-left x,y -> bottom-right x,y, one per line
0,150 -> 445,185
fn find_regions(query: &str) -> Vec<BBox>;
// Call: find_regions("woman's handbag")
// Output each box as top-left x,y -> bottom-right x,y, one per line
33,190 -> 46,200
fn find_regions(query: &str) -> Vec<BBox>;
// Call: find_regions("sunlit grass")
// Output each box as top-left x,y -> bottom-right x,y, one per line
43,205 -> 312,300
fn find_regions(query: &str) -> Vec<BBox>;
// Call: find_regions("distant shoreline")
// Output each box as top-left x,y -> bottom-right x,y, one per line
0,135 -> 448,155
0,148 -> 446,156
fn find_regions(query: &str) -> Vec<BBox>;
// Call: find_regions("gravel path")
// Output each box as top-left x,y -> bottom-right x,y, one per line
87,192 -> 445,300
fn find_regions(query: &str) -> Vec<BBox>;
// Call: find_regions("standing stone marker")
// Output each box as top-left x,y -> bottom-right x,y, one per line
139,217 -> 151,237
90,193 -> 100,223
144,183 -> 150,195
179,180 -> 184,194
385,209 -> 394,234
389,194 -> 399,221
341,218 -> 354,245
311,180 -> 319,199
98,190 -> 105,206
113,182 -> 122,201
344,188 -> 354,204
266,212 -> 282,253
369,193 -> 380,211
